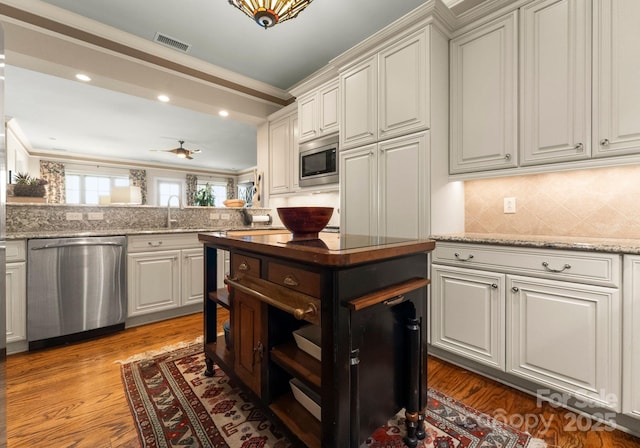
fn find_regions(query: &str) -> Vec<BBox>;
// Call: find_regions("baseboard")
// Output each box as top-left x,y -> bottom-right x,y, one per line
125,304 -> 203,329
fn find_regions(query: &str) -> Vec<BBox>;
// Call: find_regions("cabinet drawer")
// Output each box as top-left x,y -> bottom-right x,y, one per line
267,262 -> 321,298
231,253 -> 261,278
433,242 -> 621,287
6,240 -> 26,262
128,233 -> 200,252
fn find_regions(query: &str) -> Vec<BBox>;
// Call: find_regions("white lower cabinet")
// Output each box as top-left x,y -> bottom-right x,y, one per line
6,240 -> 27,347
507,275 -> 621,410
432,265 -> 505,370
127,233 -> 203,317
623,255 -> 640,420
128,250 -> 181,316
431,242 -> 622,411
182,248 -> 204,306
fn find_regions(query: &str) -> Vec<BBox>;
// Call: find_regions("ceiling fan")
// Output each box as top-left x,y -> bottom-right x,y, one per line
151,140 -> 201,160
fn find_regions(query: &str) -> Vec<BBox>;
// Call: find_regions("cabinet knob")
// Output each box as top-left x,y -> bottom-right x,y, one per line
505,153 -> 512,160
238,261 -> 249,271
283,275 -> 299,287
454,252 -> 474,262
600,138 -> 610,146
491,283 -> 498,289
511,286 -> 519,292
574,143 -> 584,151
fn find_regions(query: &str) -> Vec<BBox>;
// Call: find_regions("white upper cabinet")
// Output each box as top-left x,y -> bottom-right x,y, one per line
520,0 -> 591,165
340,55 -> 378,150
298,79 -> 339,143
450,12 -> 518,174
340,27 -> 430,151
593,0 -> 640,158
340,132 -> 429,239
378,28 -> 430,141
268,110 -> 298,195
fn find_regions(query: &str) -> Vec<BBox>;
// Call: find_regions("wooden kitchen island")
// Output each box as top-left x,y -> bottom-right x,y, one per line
198,231 -> 435,448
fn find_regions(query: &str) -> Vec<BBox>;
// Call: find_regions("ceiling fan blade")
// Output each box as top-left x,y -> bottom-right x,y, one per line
186,154 -> 194,160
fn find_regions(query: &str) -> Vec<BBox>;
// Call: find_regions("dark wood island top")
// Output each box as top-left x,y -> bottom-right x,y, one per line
198,231 -> 436,266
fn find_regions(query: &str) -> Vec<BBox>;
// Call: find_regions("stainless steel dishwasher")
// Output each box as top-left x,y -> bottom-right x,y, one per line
27,236 -> 127,350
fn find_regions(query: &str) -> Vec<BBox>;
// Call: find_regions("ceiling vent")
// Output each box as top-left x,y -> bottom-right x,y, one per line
153,32 -> 191,53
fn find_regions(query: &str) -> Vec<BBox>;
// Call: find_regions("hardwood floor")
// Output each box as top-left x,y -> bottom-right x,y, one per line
5,310 -> 639,447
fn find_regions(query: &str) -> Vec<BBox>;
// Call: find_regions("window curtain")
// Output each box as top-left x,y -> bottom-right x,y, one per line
186,174 -> 198,206
40,160 -> 65,204
129,169 -> 148,205
226,178 -> 235,200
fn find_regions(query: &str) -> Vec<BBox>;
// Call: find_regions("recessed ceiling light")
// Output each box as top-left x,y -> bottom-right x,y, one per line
75,73 -> 91,82
157,94 -> 170,102
219,110 -> 229,117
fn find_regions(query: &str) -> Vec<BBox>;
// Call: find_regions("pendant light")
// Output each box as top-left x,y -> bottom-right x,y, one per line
228,0 -> 314,29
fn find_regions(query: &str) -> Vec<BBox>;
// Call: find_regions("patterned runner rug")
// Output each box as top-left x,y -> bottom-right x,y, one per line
120,341 -> 546,448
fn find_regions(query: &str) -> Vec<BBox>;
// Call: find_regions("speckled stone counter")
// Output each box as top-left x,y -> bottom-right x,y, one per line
431,233 -> 640,255
6,203 -> 279,240
6,226 -> 288,240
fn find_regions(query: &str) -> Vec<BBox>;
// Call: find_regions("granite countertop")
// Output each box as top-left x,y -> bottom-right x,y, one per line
7,226 -> 286,240
431,232 -> 640,255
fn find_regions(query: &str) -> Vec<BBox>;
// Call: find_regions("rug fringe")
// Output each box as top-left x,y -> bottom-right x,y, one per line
527,437 -> 548,448
115,336 -> 203,364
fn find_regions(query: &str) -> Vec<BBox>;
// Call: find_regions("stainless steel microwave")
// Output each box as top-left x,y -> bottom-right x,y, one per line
299,134 -> 339,187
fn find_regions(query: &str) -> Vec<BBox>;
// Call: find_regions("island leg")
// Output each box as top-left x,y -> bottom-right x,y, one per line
404,318 -> 420,448
204,356 -> 215,377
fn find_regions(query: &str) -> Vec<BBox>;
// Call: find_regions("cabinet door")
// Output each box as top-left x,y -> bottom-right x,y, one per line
340,55 -> 377,150
339,144 -> 378,237
233,291 -> 263,396
593,0 -> 640,157
450,12 -> 518,173
318,80 -> 339,136
520,0 -> 591,165
378,28 -> 429,141
127,250 -> 180,316
507,275 -> 621,410
623,255 -> 640,419
432,265 -> 506,370
378,132 -> 429,239
269,115 -> 291,194
182,248 -> 204,306
290,115 -> 300,191
6,261 -> 26,344
298,92 -> 318,143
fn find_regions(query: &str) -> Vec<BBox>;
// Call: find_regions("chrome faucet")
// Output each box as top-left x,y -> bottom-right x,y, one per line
166,195 -> 182,228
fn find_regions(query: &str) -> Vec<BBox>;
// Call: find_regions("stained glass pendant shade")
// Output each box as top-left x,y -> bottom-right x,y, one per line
228,0 -> 314,29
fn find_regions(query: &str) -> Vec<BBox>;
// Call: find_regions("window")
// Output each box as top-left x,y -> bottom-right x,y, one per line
158,181 -> 181,206
196,181 -> 227,207
65,174 -> 129,204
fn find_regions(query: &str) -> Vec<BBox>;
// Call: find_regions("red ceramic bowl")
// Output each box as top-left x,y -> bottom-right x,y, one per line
277,207 -> 334,241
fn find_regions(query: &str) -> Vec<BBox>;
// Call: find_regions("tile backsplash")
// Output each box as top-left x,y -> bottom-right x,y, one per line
464,165 -> 640,238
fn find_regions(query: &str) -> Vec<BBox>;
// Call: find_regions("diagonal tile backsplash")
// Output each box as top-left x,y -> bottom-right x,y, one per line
464,164 -> 640,238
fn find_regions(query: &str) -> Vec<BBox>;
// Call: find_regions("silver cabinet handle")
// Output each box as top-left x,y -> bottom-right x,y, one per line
511,286 -> 519,292
575,143 -> 584,151
148,241 -> 163,247
454,252 -> 474,261
505,153 -> 511,160
600,138 -> 610,146
491,283 -> 498,289
542,261 -> 571,273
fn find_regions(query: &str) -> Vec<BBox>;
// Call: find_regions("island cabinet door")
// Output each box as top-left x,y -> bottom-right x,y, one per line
233,291 -> 264,396
230,253 -> 264,396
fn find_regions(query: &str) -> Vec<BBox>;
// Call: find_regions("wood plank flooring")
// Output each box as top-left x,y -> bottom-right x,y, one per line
5,311 -> 640,447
